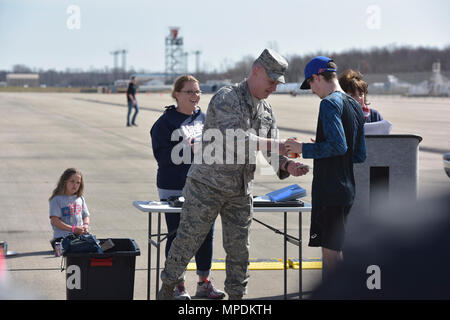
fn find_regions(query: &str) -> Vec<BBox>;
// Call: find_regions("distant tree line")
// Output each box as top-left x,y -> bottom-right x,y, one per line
201,45 -> 450,83
1,45 -> 449,86
284,45 -> 450,83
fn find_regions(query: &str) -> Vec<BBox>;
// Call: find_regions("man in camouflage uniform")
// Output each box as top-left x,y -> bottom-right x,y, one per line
159,49 -> 309,300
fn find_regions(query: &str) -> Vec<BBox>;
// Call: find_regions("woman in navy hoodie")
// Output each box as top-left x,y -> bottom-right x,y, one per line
150,75 -> 225,300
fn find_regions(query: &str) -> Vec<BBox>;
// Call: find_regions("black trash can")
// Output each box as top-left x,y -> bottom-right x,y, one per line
64,238 -> 140,300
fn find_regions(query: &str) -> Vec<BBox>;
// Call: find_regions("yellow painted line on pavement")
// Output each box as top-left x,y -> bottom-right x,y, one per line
187,258 -> 322,270
288,258 -> 322,270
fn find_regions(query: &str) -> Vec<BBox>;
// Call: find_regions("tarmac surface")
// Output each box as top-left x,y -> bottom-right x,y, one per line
0,91 -> 448,300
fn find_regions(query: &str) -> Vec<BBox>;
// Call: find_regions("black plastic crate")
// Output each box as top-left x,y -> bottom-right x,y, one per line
64,238 -> 140,300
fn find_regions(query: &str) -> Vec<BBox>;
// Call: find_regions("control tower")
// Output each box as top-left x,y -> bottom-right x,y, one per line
165,27 -> 185,80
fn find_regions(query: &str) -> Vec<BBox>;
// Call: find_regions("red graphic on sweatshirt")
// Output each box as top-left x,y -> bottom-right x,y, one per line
69,202 -> 82,216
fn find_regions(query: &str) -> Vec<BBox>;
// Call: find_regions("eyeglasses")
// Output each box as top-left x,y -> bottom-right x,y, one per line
180,90 -> 202,96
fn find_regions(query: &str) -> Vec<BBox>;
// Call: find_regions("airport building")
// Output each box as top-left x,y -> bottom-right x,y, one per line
6,73 -> 39,87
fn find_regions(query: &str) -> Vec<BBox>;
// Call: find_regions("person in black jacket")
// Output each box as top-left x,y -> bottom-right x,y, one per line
150,75 -> 225,300
126,76 -> 139,127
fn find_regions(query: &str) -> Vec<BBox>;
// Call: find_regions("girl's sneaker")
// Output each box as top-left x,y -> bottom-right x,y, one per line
195,280 -> 225,299
174,284 -> 191,300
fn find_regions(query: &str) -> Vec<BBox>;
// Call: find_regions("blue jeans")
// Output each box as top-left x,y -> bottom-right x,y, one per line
164,212 -> 214,277
127,100 -> 139,125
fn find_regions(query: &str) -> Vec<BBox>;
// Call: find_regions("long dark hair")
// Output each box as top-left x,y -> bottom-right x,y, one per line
49,168 -> 84,200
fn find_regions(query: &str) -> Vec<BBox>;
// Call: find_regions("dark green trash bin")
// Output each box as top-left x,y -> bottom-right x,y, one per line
64,238 -> 140,300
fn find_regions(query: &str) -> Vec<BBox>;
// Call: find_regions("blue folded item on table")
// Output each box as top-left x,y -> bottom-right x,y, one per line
265,184 -> 307,202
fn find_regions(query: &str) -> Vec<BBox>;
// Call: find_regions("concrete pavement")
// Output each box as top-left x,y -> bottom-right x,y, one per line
0,92 -> 448,299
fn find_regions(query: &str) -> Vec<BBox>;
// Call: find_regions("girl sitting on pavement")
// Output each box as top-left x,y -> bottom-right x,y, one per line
49,168 -> 90,253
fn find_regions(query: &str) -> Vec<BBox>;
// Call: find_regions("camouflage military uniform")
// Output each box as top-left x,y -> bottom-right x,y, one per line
160,49 -> 290,298
188,80 -> 289,194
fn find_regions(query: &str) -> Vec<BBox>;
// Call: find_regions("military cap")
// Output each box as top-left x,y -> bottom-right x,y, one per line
255,48 -> 288,83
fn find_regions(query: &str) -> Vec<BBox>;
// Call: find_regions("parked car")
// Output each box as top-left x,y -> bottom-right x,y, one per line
444,152 -> 450,178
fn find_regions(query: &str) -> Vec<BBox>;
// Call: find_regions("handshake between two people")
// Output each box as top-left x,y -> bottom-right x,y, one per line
258,136 -> 309,177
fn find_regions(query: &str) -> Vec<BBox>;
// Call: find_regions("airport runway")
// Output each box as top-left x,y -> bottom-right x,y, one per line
0,92 -> 448,300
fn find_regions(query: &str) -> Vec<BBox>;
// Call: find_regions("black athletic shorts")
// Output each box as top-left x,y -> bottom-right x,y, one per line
308,204 -> 351,251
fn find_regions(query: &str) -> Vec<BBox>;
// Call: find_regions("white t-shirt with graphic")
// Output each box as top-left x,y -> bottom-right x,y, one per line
49,195 -> 90,239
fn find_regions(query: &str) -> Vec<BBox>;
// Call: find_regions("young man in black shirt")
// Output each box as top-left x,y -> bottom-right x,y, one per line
126,76 -> 139,126
286,56 -> 366,279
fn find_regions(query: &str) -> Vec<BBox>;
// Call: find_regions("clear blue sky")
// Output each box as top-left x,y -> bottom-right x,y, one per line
0,0 -> 449,73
